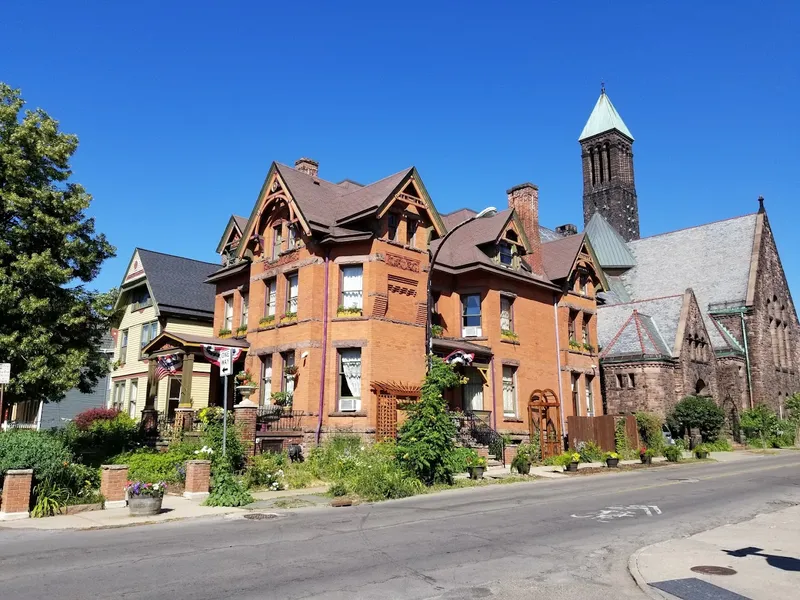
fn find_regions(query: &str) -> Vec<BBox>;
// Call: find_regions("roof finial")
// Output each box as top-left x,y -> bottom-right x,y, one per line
757,195 -> 765,213
601,80 -> 605,95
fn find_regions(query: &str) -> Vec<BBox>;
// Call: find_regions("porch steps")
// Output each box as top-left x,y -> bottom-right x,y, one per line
487,459 -> 503,468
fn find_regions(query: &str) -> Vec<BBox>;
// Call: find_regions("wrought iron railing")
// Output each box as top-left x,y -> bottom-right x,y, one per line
256,408 -> 304,432
448,411 -> 506,465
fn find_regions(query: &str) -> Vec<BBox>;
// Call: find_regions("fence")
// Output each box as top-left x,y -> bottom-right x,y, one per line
567,415 -> 639,452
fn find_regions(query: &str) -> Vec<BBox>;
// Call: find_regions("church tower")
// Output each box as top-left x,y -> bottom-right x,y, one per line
580,88 -> 639,241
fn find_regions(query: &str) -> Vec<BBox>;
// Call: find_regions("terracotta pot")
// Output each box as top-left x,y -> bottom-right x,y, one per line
128,496 -> 163,516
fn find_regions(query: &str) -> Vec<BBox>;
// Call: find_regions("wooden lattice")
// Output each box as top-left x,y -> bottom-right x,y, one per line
528,388 -> 562,460
376,393 -> 398,441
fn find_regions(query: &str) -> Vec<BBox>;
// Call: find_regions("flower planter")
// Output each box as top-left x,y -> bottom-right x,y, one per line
640,456 -> 652,465
695,451 -> 709,459
514,461 -> 531,475
468,466 -> 485,480
606,458 -> 620,468
128,496 -> 163,516
566,461 -> 579,472
236,385 -> 257,401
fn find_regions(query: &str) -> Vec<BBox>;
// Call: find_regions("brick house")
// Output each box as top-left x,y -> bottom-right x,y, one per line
202,157 -> 604,455
580,90 -> 800,425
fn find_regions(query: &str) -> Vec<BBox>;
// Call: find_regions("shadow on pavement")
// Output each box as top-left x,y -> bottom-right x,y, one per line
723,546 -> 800,572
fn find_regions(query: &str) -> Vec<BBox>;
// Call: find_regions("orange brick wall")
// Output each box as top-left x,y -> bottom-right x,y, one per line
100,465 -> 128,502
184,460 -> 211,494
0,469 -> 33,515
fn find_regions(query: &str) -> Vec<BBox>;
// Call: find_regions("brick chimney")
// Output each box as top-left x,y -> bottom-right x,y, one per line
506,183 -> 544,275
294,157 -> 319,177
555,223 -> 578,236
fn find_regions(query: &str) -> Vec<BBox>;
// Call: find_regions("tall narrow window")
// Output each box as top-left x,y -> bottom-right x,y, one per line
498,241 -> 513,266
281,351 -> 296,395
568,310 -> 578,341
387,214 -> 399,241
629,374 -> 636,388
598,145 -> 605,183
606,145 -> 612,181
500,296 -> 513,332
140,321 -> 159,357
264,279 -> 276,317
431,291 -> 441,326
582,315 -> 590,345
287,222 -> 298,250
261,355 -> 272,406
240,292 -> 249,331
120,329 -> 129,365
461,294 -> 482,337
616,373 -> 624,389
112,382 -> 126,410
272,224 -> 282,259
128,380 -> 138,419
286,273 -> 298,314
341,265 -> 363,310
502,366 -> 517,417
589,148 -> 596,186
462,369 -> 483,412
338,349 -> 362,412
407,219 -> 418,247
585,375 -> 595,417
571,373 -> 580,416
223,296 -> 233,331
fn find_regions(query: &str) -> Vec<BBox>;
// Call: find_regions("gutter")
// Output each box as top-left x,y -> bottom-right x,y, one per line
741,312 -> 754,409
315,251 -> 331,443
553,295 -> 566,441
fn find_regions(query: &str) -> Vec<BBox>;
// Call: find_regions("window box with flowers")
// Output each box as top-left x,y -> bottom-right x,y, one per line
258,315 -> 275,328
218,328 -> 232,339
235,325 -> 248,337
568,339 -> 582,351
336,306 -> 362,318
501,329 -> 519,343
280,311 -> 297,324
126,481 -> 167,516
582,342 -> 595,354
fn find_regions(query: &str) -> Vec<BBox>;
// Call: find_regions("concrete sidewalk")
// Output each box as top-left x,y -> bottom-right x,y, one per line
630,505 -> 800,600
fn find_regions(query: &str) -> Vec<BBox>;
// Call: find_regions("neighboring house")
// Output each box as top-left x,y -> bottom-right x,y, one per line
110,249 -> 219,422
2,332 -> 116,430
580,90 -> 800,423
179,157 -> 603,456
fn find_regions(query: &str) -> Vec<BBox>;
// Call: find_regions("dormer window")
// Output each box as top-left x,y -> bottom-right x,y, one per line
498,241 -> 513,266
272,224 -> 283,259
387,214 -> 399,242
131,287 -> 152,311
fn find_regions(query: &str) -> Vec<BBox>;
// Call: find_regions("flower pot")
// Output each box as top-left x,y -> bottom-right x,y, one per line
606,458 -> 620,468
640,456 -> 652,465
128,496 -> 163,516
514,461 -> 531,475
236,385 -> 256,400
468,466 -> 485,480
695,451 -> 709,459
566,461 -> 579,472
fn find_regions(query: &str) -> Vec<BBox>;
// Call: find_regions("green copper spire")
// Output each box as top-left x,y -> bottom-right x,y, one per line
579,89 -> 634,141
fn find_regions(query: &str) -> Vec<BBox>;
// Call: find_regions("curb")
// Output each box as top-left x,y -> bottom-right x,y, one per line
628,543 -> 681,600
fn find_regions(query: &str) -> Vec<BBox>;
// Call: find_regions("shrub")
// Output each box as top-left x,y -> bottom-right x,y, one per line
243,453 -> 286,490
770,419 -> 796,448
545,451 -> 580,467
515,442 -> 539,464
204,468 -> 253,507
740,404 -> 779,449
636,412 -> 665,453
111,442 -> 199,484
704,438 -> 733,452
201,421 -> 246,473
664,446 -> 682,462
667,396 -> 725,442
576,440 -> 603,463
284,464 -> 316,489
0,430 -> 72,485
328,481 -> 348,497
73,408 -> 121,431
603,451 -> 620,461
307,435 -> 365,480
59,413 -> 142,466
450,447 -> 479,473
31,479 -> 70,518
694,444 -> 710,458
396,357 -> 463,485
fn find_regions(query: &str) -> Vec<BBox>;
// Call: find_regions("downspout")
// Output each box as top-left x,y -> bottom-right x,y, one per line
315,251 -> 330,443
741,311 -> 754,409
553,295 -> 566,442
490,355 -> 497,431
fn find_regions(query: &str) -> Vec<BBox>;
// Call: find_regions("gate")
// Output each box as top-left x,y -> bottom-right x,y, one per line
529,388 -> 562,460
370,381 -> 422,441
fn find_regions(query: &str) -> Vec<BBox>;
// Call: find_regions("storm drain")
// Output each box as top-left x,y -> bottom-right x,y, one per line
244,513 -> 280,521
690,565 -> 737,576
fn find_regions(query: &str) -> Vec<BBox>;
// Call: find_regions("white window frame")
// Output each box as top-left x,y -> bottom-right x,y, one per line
120,329 -> 129,365
223,295 -> 234,330
461,293 -> 482,337
500,296 -> 513,332
281,351 -> 296,395
240,292 -> 249,330
287,222 -> 298,250
585,375 -> 595,417
112,381 -> 125,410
265,279 -> 277,317
286,273 -> 298,314
272,224 -> 283,259
139,321 -> 159,358
571,373 -> 580,416
502,366 -> 517,417
338,349 -> 362,412
167,376 -> 181,418
128,379 -> 138,418
341,265 -> 364,310
261,355 -> 272,406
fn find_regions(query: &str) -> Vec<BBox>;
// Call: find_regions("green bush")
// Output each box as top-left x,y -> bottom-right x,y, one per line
204,468 -> 253,507
243,453 -> 286,490
667,396 -> 725,442
111,442 -> 200,484
740,404 -> 779,448
0,430 -> 72,485
396,357 -> 464,485
284,464 -> 316,489
545,451 -> 580,467
307,435 -> 365,480
704,438 -> 733,452
201,421 -> 246,473
636,412 -> 665,453
328,481 -> 348,497
576,440 -> 603,463
450,447 -> 479,473
57,414 -> 142,467
664,446 -> 682,462
770,419 -> 796,448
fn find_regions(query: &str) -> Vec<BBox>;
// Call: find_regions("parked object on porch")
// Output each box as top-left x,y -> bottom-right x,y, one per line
604,451 -> 620,468
664,445 -> 682,462
466,454 -> 487,480
125,481 -> 166,516
640,447 -> 656,464
694,444 -> 710,459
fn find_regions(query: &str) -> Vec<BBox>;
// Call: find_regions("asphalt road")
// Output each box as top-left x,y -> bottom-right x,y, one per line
2,453 -> 799,600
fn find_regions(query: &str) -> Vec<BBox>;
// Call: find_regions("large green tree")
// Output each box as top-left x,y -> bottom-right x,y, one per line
0,83 -> 115,407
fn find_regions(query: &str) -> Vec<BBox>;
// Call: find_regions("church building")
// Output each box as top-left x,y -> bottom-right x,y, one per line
580,89 -> 800,427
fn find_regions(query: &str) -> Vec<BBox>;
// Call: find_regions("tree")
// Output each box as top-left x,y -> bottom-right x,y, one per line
667,395 -> 725,442
786,393 -> 800,447
397,357 -> 464,485
0,83 -> 115,407
740,404 -> 779,449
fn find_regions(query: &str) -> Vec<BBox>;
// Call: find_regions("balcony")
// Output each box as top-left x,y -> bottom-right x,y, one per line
255,408 -> 304,433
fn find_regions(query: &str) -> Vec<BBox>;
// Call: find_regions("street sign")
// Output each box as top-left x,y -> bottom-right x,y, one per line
219,349 -> 232,376
0,363 -> 10,385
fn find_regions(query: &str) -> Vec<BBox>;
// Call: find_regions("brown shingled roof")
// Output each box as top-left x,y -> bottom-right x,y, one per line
541,233 -> 585,281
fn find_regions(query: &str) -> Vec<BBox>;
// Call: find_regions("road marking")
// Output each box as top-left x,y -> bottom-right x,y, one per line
572,504 -> 662,522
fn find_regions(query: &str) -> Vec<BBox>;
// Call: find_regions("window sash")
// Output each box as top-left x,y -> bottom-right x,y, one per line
462,294 -> 481,327
462,370 -> 483,412
128,381 -> 138,418
341,265 -> 363,309
499,242 -> 513,265
388,214 -> 398,241
571,374 -> 580,415
502,366 -> 516,416
407,219 -> 418,246
265,280 -> 276,316
282,352 -> 295,394
272,225 -> 282,258
585,376 -> 594,416
241,293 -> 249,326
120,330 -> 129,363
338,349 -> 362,407
223,297 -> 233,329
286,274 -> 298,313
287,223 -> 297,250
500,297 -> 513,331
261,356 -> 272,405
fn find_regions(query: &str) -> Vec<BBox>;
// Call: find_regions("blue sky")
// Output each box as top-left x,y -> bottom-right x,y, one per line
3,1 -> 799,297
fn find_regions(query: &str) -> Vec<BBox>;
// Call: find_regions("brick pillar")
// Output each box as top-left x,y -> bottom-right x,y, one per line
101,464 -> 129,509
0,469 -> 33,520
234,399 -> 258,457
504,445 -> 518,466
183,460 -> 211,500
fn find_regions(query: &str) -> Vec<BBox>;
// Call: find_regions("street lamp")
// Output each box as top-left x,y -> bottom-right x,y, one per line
426,206 -> 498,371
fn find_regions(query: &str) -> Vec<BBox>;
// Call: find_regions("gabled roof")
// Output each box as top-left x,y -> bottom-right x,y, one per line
122,249 -> 218,320
441,208 -> 478,230
215,215 -> 248,254
598,295 -> 684,359
585,212 -> 636,269
541,234 -> 585,281
579,91 -> 634,141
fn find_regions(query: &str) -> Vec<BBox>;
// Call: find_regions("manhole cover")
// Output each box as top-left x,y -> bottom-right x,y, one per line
690,565 -> 737,576
244,513 -> 279,520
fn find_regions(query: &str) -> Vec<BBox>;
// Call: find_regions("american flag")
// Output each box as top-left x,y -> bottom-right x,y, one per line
155,354 -> 183,380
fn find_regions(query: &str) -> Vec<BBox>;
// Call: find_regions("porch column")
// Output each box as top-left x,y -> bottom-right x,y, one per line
141,359 -> 158,435
179,353 -> 195,408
